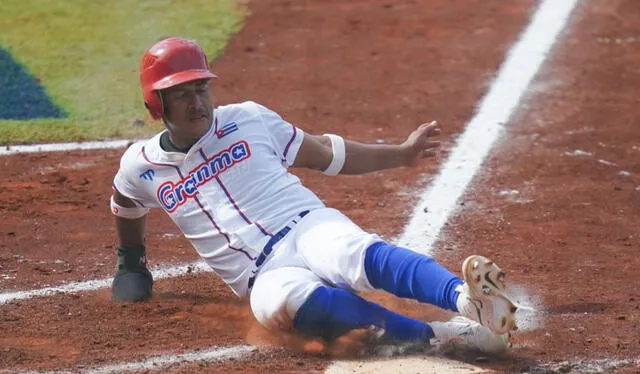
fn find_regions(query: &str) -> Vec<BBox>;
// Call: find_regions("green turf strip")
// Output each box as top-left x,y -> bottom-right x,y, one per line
0,0 -> 244,144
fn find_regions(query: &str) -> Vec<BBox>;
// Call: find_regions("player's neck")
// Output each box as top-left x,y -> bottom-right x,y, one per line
160,132 -> 192,153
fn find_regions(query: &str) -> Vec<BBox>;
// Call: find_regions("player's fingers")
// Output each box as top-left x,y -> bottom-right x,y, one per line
422,149 -> 437,158
419,120 -> 438,130
427,123 -> 441,136
424,140 -> 441,149
418,124 -> 440,138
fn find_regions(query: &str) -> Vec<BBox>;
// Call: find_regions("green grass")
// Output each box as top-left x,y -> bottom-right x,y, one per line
0,0 -> 245,144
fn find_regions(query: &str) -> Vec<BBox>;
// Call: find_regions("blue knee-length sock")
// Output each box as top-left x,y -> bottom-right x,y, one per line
364,241 -> 462,311
293,286 -> 434,342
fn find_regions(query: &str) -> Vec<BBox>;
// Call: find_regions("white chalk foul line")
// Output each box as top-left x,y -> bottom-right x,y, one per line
3,345 -> 256,374
397,0 -> 579,253
0,261 -> 211,305
86,345 -> 255,374
328,0 -> 579,373
0,139 -> 132,156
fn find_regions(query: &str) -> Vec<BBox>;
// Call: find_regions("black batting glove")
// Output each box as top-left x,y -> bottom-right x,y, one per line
111,245 -> 153,302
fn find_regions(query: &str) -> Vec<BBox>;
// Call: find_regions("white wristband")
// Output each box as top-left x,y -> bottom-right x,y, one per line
322,133 -> 346,176
110,195 -> 150,219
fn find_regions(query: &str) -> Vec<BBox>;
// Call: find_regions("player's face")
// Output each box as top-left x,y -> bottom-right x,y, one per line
162,79 -> 213,145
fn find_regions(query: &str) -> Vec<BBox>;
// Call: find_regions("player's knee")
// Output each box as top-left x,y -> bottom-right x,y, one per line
249,268 -> 323,332
249,293 -> 291,331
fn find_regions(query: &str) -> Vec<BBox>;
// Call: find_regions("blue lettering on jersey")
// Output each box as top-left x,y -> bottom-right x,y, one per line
157,141 -> 251,212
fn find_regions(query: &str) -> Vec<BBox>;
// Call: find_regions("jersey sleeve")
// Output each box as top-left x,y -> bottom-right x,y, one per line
112,143 -> 159,208
254,102 -> 305,167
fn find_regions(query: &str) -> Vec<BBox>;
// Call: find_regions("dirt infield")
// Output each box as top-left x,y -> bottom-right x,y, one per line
1,0 -> 639,373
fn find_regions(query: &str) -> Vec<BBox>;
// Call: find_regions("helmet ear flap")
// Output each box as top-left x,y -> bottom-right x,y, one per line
144,91 -> 163,120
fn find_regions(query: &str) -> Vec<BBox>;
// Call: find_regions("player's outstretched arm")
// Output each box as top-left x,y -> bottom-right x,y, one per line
110,191 -> 153,302
293,121 -> 441,175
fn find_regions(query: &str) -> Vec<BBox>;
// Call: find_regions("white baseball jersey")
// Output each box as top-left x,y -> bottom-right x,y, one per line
113,101 -> 326,297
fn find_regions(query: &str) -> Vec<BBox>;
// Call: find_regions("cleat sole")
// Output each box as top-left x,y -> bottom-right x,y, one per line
462,255 -> 518,334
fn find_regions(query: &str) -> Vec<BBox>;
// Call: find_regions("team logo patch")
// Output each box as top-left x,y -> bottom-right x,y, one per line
157,140 -> 251,212
139,169 -> 155,181
216,122 -> 239,138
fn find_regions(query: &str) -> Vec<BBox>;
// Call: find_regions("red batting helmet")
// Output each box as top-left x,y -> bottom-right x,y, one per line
140,37 -> 217,120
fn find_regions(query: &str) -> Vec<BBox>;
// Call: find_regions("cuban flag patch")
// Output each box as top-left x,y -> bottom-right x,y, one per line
216,122 -> 239,139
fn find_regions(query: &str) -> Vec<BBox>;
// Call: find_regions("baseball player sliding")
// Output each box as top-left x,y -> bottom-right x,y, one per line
110,37 -> 518,355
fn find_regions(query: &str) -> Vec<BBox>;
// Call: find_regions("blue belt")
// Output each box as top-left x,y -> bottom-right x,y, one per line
248,210 -> 309,290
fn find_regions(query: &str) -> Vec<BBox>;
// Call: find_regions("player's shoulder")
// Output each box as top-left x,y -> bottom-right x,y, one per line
119,141 -> 145,165
118,133 -> 162,169
215,101 -> 278,123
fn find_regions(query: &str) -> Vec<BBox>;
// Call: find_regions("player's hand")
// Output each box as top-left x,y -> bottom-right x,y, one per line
401,121 -> 441,166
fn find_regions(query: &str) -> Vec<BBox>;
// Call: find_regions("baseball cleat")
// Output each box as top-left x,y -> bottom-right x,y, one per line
429,316 -> 511,355
456,255 -> 518,335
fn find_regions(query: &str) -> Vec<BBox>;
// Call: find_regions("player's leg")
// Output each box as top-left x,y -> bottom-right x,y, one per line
364,241 -> 461,310
365,242 -> 518,334
250,266 -> 432,342
293,208 -> 517,335
249,266 -> 509,354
